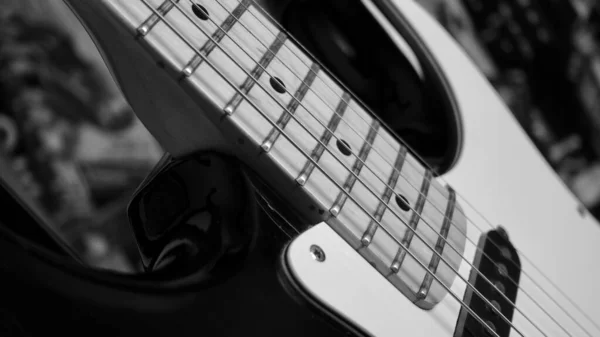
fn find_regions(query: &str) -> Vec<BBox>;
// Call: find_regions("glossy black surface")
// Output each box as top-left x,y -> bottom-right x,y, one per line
0,152 -> 351,337
128,153 -> 259,284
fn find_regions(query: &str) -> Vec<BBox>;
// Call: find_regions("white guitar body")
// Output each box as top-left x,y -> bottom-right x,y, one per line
64,0 -> 600,336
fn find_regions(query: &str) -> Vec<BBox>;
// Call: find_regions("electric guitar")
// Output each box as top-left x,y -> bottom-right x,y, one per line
62,0 -> 600,336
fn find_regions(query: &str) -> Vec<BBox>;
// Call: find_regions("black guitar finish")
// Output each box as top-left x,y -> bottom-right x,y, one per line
0,152 -> 354,337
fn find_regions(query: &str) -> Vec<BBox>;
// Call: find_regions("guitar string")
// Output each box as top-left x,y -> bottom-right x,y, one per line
138,2 -> 514,336
171,2 -> 586,335
150,1 -> 578,336
207,1 -> 598,335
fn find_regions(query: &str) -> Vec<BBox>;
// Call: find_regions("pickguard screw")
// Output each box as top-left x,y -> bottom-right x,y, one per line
310,245 -> 326,262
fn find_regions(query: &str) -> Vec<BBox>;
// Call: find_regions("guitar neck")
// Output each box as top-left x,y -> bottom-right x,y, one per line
98,0 -> 467,310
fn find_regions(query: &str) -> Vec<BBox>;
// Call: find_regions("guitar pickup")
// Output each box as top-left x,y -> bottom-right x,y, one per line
454,228 -> 521,337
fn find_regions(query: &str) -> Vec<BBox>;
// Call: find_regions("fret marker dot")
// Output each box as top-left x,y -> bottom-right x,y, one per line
395,194 -> 410,211
270,76 -> 286,94
336,139 -> 352,156
192,3 -> 210,20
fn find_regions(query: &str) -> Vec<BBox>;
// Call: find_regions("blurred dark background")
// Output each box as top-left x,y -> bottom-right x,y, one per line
0,1 -> 163,273
1,0 -> 599,272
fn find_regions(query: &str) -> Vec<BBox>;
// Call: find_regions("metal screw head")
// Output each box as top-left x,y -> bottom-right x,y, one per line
310,245 -> 326,262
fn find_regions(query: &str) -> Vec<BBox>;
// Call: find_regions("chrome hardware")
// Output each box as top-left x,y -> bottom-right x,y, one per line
310,245 -> 326,262
137,0 -> 180,36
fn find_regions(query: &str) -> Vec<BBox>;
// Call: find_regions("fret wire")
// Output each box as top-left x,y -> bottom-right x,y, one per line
390,169 -> 433,273
361,146 -> 408,245
137,3 -> 527,335
330,120 -> 380,216
262,63 -> 320,152
223,31 -> 287,115
137,0 -> 179,36
182,0 -> 252,77
236,8 -> 595,335
417,188 -> 456,299
296,92 -> 351,186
